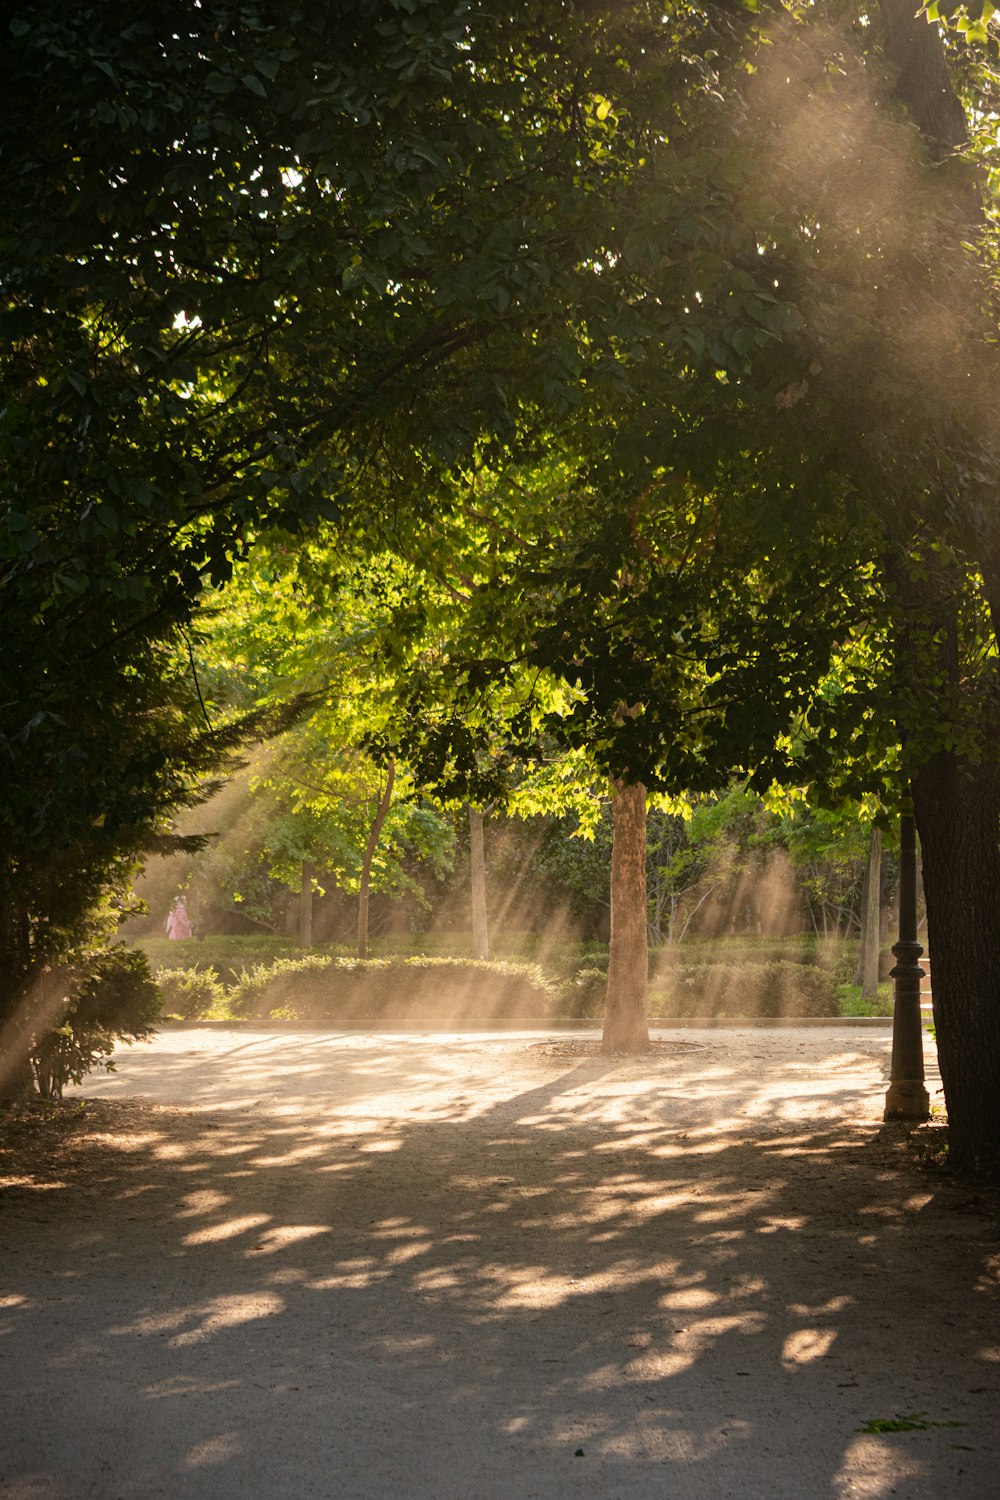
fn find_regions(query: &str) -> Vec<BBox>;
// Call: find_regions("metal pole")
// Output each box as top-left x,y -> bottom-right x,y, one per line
884,812 -> 930,1120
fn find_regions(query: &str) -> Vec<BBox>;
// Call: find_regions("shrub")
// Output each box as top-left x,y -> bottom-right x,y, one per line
228,955 -> 560,1022
155,966 -> 225,1019
648,961 -> 838,1019
30,945 -> 162,1100
649,936 -> 853,975
139,935 -> 314,985
563,967 -> 608,1019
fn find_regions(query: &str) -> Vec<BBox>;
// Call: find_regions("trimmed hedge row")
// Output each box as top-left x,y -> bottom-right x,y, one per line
562,961 -> 838,1020
651,961 -> 838,1019
141,936 -> 330,985
153,953 -> 838,1022
227,955 -> 561,1022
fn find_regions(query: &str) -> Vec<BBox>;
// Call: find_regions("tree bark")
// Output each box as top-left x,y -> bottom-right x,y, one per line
602,781 -> 650,1054
875,5 -> 999,1167
879,0 -> 969,157
298,860 -> 314,949
912,756 -> 1000,1172
357,759 -> 394,961
468,805 -> 489,961
855,828 -> 882,999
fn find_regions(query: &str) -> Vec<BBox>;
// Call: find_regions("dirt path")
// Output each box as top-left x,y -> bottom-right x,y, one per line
1,1025 -> 997,1499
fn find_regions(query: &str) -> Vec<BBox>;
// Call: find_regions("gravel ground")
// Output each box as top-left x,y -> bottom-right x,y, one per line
1,1024 -> 997,1499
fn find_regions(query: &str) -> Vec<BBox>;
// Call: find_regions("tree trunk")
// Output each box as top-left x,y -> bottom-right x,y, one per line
298,861 -> 314,949
912,756 -> 1000,1173
357,759 -> 395,961
879,0 -> 969,159
468,805 -> 489,961
854,828 -> 881,998
602,781 -> 649,1054
875,0 -> 1000,1173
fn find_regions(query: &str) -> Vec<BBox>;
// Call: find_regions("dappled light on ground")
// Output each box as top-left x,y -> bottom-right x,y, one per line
0,1027 -> 995,1499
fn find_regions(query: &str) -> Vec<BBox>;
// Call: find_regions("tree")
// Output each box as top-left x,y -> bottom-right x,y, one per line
604,782 -> 650,1053
3,0 -> 691,1052
855,830 -> 882,1000
468,806 -> 490,961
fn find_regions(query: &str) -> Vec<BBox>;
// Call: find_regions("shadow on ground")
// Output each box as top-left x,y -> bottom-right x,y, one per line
0,1034 -> 997,1499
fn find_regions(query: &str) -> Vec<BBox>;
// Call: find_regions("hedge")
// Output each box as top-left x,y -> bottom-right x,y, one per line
142,946 -> 840,1023
227,955 -> 562,1022
156,966 -> 226,1019
649,961 -> 838,1019
562,960 -> 838,1019
140,935 -> 345,985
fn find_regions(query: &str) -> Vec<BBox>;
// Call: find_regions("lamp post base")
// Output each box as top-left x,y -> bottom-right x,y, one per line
884,1079 -> 930,1121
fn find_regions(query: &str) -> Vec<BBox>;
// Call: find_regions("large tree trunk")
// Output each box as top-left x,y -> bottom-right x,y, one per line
854,828 -> 881,999
468,805 -> 489,961
912,756 -> 1000,1173
876,0 -> 1000,1170
602,781 -> 649,1054
879,0 -> 969,158
357,759 -> 394,961
298,861 -> 314,949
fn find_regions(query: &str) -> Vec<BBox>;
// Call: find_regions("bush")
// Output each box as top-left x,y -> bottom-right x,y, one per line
30,945 -> 162,1100
563,967 -> 608,1019
228,955 -> 561,1022
139,935 -> 314,984
648,961 -> 838,1019
156,966 -> 226,1019
650,936 -> 853,976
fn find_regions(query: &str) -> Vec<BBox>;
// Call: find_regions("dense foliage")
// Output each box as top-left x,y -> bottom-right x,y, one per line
4,1 -> 1000,1164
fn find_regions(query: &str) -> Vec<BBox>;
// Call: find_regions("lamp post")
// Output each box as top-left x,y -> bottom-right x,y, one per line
884,811 -> 930,1121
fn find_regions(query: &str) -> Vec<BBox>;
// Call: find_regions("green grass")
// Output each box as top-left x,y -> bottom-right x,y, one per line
837,981 -> 894,1017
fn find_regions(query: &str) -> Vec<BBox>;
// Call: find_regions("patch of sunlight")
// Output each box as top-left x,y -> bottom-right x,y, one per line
153,1142 -> 199,1160
684,1311 -> 767,1342
625,1191 -> 691,1216
493,1269 -> 578,1310
307,1260 -> 381,1290
834,1436 -> 922,1495
694,1204 -> 751,1224
625,1348 -> 698,1379
245,1225 -> 330,1256
0,1176 -> 68,1190
248,1144 -> 328,1167
756,1216 -> 808,1233
182,1213 -> 271,1246
94,1130 -> 164,1152
782,1327 -> 837,1366
178,1189 -> 230,1218
370,1218 -> 429,1237
378,1331 -> 442,1357
0,1294 -> 29,1308
789,1295 -> 853,1317
143,1376 -> 241,1399
110,1308 -> 185,1338
171,1290 -> 285,1347
726,1275 -> 767,1300
981,1346 -> 1000,1362
184,1431 -> 244,1470
385,1240 -> 433,1265
412,1268 -> 465,1293
659,1286 -> 719,1310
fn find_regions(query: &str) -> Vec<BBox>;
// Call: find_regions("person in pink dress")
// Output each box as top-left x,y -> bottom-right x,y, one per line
166,896 -> 193,940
